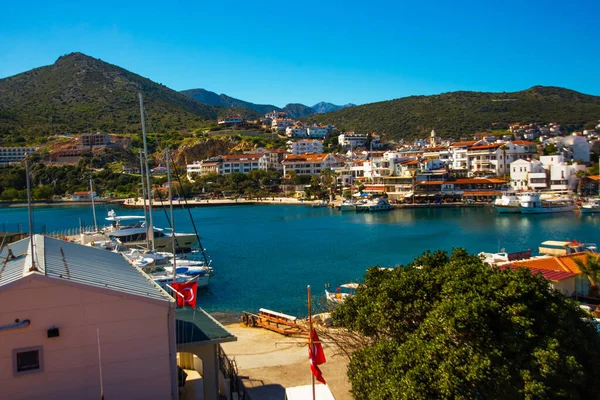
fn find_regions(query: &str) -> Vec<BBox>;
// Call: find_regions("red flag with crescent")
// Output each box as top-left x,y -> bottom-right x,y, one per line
308,328 -> 326,384
171,281 -> 198,308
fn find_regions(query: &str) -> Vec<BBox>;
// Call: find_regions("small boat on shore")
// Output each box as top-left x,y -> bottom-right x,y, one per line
339,199 -> 357,211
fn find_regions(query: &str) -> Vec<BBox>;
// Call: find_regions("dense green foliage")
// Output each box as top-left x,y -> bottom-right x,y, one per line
306,86 -> 600,140
333,249 -> 600,399
0,53 -> 256,144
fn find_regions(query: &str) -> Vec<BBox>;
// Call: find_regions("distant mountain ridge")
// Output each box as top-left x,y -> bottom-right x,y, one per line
181,88 -> 355,118
305,86 -> 600,140
0,52 -> 258,141
311,101 -> 356,114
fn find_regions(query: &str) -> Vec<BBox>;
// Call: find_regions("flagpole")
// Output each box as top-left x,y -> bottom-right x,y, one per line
308,285 -> 315,400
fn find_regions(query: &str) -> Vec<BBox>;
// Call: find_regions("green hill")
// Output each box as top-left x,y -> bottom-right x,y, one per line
0,53 -> 256,143
305,86 -> 600,139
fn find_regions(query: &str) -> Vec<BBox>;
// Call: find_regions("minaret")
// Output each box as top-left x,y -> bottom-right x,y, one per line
430,129 -> 437,146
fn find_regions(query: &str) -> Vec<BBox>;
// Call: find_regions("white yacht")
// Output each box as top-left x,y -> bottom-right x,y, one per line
105,211 -> 199,252
519,192 -> 575,214
339,199 -> 357,211
494,192 -> 522,213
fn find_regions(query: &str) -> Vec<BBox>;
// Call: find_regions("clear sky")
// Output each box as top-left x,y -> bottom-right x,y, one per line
1,0 -> 599,107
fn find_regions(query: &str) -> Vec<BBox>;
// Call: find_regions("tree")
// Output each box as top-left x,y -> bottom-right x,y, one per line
500,144 -> 509,176
332,249 -> 600,399
543,142 -> 558,156
576,169 -> 587,196
574,253 -> 600,297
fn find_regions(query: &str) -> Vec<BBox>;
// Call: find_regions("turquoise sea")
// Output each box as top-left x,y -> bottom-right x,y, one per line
2,204 -> 600,321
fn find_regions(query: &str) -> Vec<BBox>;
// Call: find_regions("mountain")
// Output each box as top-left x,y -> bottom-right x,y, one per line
181,88 -> 317,119
305,86 -> 600,140
0,53 -> 256,142
181,88 -> 280,115
283,103 -> 316,118
311,101 -> 356,114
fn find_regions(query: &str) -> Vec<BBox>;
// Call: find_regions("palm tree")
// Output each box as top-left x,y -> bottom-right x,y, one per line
499,145 -> 509,178
576,169 -> 587,196
574,253 -> 600,297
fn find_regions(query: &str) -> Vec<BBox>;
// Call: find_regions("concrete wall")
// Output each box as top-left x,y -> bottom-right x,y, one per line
0,276 -> 174,400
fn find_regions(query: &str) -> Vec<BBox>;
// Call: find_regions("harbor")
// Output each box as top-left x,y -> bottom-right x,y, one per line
2,203 -> 599,319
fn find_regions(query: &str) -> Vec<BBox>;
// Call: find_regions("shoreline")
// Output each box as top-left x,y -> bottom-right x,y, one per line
0,198 -> 491,209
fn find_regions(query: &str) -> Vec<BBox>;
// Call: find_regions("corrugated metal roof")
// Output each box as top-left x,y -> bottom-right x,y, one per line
1,235 -> 171,302
0,237 -> 33,287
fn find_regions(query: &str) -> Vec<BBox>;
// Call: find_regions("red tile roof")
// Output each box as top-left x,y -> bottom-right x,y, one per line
450,140 -> 480,147
498,264 -> 577,282
512,140 -> 538,145
282,154 -> 330,163
469,143 -> 504,150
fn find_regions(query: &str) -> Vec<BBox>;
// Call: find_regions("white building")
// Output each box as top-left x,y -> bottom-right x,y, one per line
287,139 -> 324,155
217,116 -> 243,125
285,126 -> 308,138
510,159 -> 546,190
272,118 -> 294,132
338,132 -> 368,148
0,235 -> 178,399
221,154 -> 268,175
0,147 -> 37,165
252,148 -> 286,171
282,153 -> 340,176
307,126 -> 329,139
186,159 -> 222,180
544,134 -> 591,163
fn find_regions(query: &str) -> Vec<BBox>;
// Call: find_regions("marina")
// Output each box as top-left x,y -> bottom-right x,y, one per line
2,203 -> 599,319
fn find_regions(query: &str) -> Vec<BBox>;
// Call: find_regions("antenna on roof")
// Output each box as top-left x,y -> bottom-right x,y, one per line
24,154 -> 37,272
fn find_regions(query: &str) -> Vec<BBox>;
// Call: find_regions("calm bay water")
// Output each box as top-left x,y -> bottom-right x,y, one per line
2,204 -> 600,320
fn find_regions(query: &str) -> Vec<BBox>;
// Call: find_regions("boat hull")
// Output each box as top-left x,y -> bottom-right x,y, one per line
579,206 -> 600,214
495,205 -> 520,213
519,205 -> 575,214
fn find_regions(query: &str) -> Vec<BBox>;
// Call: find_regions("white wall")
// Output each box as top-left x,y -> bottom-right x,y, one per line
0,276 -> 174,400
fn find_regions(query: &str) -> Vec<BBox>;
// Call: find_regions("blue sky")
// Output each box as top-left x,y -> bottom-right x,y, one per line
1,0 -> 599,107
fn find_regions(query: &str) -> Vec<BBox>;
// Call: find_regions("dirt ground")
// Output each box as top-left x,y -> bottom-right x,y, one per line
221,323 -> 352,400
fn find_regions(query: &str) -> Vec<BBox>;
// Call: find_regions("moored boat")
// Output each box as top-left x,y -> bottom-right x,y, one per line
578,199 -> 600,214
519,192 -> 575,214
494,191 -> 522,213
356,197 -> 394,212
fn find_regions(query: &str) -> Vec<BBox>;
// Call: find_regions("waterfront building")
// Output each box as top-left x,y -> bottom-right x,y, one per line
0,235 -> 237,400
186,159 -> 221,180
282,153 -> 340,176
252,148 -> 286,171
543,133 -> 591,163
0,235 -> 179,398
287,139 -> 324,155
510,159 -> 546,190
499,252 -> 589,296
71,191 -> 101,201
0,146 -> 37,165
221,154 -> 268,175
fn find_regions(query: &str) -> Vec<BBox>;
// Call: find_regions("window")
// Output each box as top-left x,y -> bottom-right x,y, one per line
13,346 -> 43,375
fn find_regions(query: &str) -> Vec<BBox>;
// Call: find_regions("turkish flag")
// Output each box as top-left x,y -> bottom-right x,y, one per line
171,281 -> 198,308
308,328 -> 326,384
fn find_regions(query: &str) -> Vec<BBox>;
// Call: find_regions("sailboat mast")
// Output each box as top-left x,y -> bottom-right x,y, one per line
166,147 -> 177,281
139,150 -> 149,249
138,92 -> 155,250
89,178 -> 98,232
25,154 -> 36,269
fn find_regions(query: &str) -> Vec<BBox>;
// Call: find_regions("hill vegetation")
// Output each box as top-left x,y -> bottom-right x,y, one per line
0,53 -> 256,144
306,86 -> 600,140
